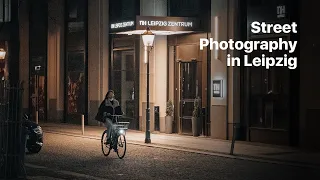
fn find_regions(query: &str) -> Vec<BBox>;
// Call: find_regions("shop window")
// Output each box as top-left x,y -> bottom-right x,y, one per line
66,52 -> 86,115
30,56 -> 47,122
65,0 -> 88,124
112,50 -> 136,128
29,0 -> 48,122
67,0 -> 86,22
248,39 -> 290,130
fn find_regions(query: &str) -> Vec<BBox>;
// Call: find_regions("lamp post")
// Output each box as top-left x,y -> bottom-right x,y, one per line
142,27 -> 155,144
0,48 -> 6,60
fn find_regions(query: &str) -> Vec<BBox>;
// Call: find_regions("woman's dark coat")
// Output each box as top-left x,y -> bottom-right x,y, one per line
95,99 -> 122,123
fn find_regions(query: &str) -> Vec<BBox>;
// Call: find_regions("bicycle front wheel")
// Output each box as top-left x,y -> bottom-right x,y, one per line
101,130 -> 111,156
116,134 -> 126,159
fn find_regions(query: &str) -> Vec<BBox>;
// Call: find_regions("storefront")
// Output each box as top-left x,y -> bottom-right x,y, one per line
167,33 -> 210,135
241,0 -> 300,146
28,0 -> 48,123
64,0 -> 88,124
109,15 -> 209,133
109,34 -> 140,129
9,0 -> 308,148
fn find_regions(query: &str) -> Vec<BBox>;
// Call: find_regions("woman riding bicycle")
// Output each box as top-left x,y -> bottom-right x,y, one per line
95,90 -> 123,145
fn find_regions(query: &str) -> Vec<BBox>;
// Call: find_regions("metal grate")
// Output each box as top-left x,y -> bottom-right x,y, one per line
0,80 -> 26,179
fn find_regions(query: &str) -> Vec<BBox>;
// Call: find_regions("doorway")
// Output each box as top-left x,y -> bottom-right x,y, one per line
30,74 -> 46,122
168,35 -> 209,136
65,51 -> 87,124
29,57 -> 47,123
111,50 -> 139,130
243,37 -> 292,145
178,61 -> 200,135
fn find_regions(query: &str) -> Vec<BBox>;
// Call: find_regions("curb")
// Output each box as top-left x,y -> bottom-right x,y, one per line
43,130 -> 320,169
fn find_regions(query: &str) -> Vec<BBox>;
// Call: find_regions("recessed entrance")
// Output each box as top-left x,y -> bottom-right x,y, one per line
29,57 -> 47,123
178,61 -> 199,134
169,39 -> 209,136
111,49 -> 138,130
243,37 -> 293,145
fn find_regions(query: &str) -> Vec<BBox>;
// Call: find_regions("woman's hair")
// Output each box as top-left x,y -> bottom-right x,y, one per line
105,90 -> 114,99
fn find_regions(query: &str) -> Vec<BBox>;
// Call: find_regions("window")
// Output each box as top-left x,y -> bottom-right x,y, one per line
112,50 -> 137,129
65,0 -> 88,123
67,0 -> 86,22
109,0 -> 140,22
248,38 -> 290,130
66,52 -> 85,114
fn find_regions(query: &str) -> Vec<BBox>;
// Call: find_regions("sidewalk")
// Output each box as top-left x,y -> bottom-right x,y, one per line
40,122 -> 320,167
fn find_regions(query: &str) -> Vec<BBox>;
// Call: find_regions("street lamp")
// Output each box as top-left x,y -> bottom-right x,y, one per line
0,48 -> 6,60
142,27 -> 155,144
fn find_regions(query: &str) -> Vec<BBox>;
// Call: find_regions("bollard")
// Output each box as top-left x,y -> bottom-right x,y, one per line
230,123 -> 237,155
35,111 -> 39,124
82,115 -> 84,135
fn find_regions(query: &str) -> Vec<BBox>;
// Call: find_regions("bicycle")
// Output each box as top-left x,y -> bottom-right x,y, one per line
101,115 -> 129,159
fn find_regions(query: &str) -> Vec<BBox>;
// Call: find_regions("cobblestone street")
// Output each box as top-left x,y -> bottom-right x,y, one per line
25,133 -> 320,180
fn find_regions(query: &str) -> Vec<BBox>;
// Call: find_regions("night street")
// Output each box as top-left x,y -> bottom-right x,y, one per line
25,133 -> 320,180
1,0 -> 319,179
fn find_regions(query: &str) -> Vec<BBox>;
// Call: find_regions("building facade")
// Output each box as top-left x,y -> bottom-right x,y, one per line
242,0 -> 300,146
2,0 -> 318,149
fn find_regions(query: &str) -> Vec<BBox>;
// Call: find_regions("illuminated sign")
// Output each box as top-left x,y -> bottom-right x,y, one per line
212,80 -> 223,97
110,21 -> 134,29
138,20 -> 193,28
109,16 -> 200,33
136,16 -> 197,31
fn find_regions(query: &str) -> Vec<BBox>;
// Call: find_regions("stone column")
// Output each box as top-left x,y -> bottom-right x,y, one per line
139,0 -> 168,132
210,0 -> 240,139
47,0 -> 65,122
87,0 -> 109,125
154,35 -> 168,132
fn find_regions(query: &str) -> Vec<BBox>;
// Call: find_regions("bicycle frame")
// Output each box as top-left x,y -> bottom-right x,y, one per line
110,115 -> 129,143
101,115 -> 130,159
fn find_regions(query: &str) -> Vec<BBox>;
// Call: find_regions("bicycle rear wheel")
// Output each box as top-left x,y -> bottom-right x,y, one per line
116,134 -> 126,159
101,130 -> 111,156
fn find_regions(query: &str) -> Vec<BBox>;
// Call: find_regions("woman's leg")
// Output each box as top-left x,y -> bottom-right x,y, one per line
104,118 -> 113,142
